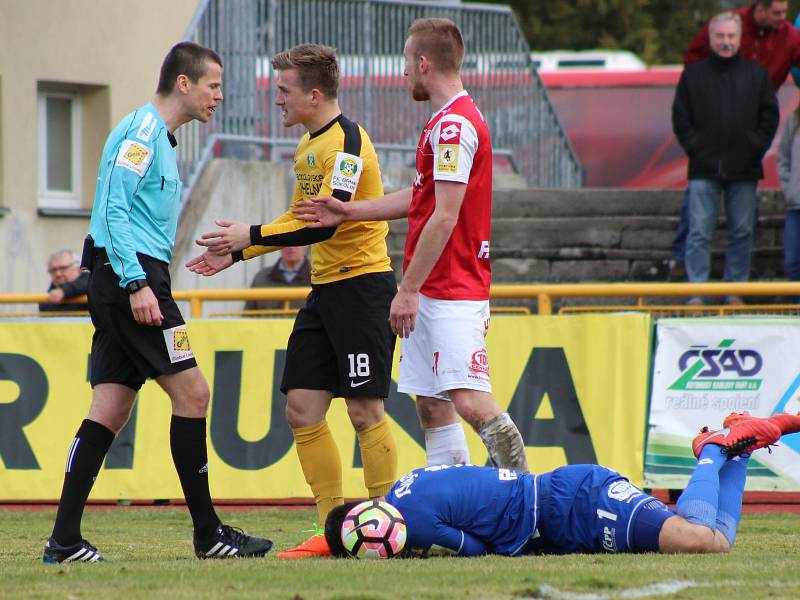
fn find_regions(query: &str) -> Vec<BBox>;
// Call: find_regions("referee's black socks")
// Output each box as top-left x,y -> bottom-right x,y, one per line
51,419 -> 115,546
169,415 -> 220,540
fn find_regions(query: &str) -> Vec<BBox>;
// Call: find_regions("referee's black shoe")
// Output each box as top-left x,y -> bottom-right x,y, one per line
43,538 -> 106,563
194,524 -> 273,559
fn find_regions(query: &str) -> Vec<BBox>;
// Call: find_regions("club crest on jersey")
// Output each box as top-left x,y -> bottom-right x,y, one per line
331,151 -> 363,195
306,152 -> 316,167
163,325 -> 195,363
439,121 -> 462,145
469,349 -> 490,378
116,140 -> 152,176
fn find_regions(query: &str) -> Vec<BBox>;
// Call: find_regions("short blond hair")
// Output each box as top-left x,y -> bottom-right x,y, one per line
271,44 -> 339,99
407,18 -> 465,74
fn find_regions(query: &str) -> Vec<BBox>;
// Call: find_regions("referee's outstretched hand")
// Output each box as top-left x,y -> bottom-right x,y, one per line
185,251 -> 233,276
130,286 -> 164,326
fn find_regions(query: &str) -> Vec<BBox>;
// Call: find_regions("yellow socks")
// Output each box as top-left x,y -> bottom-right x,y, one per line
293,421 -> 343,523
357,418 -> 397,498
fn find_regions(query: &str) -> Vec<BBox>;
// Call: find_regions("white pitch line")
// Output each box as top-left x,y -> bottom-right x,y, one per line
528,580 -> 697,600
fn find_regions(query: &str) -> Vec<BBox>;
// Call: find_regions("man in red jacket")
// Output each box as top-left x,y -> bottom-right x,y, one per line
670,1 -> 800,288
685,1 -> 800,90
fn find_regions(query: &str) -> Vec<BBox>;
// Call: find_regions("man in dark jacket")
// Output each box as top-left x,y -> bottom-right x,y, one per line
244,246 -> 310,311
39,249 -> 89,313
672,11 -> 779,305
669,1 -> 800,282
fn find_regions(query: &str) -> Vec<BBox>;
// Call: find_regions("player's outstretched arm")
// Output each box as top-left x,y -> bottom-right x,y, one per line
294,186 -> 413,227
196,219 -> 251,254
186,251 -> 233,276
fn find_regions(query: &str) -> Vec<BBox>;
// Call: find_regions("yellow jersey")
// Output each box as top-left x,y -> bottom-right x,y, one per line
233,114 -> 391,284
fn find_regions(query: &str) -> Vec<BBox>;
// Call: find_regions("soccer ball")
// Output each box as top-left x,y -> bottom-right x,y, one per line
340,499 -> 406,559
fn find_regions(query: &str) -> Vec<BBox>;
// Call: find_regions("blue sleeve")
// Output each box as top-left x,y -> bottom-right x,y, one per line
100,139 -> 152,287
792,14 -> 800,87
419,522 -> 489,557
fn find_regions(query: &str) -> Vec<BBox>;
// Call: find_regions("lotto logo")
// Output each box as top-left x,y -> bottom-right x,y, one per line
439,121 -> 461,144
470,349 -> 489,376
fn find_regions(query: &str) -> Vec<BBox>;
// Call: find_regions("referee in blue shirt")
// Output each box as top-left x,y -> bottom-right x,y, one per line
43,42 -> 272,563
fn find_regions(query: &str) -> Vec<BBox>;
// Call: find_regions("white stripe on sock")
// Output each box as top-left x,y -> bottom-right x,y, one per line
65,438 -> 80,473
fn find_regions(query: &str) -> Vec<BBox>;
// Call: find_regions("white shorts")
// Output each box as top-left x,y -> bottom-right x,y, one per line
398,293 -> 492,400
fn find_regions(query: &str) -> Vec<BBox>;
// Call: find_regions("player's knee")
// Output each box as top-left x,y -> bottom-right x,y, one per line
285,399 -> 316,429
680,525 -> 719,553
346,400 -> 383,431
189,378 -> 210,414
416,396 -> 456,428
450,391 -> 500,430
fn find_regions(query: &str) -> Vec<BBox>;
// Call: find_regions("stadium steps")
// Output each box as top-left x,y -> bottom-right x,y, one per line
386,188 -> 787,308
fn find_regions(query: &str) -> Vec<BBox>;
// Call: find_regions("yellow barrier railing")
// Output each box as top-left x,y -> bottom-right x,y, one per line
2,282 -> 800,318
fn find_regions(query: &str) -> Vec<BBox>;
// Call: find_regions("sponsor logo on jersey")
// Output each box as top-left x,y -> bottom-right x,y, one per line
469,348 -> 490,378
439,121 -> 462,144
478,240 -> 490,259
413,171 -> 423,188
331,151 -> 363,195
436,145 -> 459,174
163,325 -> 195,363
135,112 -> 156,142
607,480 -> 641,503
116,140 -> 152,176
393,471 -> 418,498
602,526 -> 617,552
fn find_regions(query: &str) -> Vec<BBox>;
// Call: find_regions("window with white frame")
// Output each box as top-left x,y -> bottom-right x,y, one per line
38,88 -> 81,208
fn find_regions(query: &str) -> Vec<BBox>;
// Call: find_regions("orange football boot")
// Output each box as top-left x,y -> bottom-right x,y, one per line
692,419 -> 781,458
275,533 -> 332,559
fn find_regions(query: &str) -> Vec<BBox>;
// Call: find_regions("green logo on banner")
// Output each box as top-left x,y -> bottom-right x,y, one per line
668,338 -> 763,391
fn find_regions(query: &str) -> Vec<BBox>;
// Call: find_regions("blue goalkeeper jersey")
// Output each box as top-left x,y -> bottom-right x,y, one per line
386,464 -> 539,557
88,103 -> 182,287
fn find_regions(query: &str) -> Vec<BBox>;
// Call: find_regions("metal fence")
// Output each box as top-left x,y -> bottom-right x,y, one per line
178,0 -> 582,199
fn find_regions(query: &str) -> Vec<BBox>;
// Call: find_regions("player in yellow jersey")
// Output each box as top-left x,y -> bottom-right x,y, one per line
187,44 -> 398,558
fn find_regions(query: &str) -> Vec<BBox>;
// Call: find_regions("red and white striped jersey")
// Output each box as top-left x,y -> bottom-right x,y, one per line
405,91 -> 493,300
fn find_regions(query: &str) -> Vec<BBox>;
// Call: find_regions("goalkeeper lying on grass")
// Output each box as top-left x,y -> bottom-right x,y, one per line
325,412 -> 799,557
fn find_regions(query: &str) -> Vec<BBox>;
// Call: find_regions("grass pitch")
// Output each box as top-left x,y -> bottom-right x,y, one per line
2,508 -> 800,599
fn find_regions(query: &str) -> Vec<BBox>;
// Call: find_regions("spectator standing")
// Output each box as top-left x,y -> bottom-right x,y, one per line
670,0 -> 800,280
777,102 -> 800,296
39,249 -> 89,313
673,12 -> 779,306
244,246 -> 311,311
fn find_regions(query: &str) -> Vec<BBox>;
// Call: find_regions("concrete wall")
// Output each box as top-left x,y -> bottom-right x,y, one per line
0,0 -> 197,299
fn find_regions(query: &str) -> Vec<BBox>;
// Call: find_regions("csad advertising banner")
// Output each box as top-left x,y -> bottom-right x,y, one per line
645,318 -> 800,491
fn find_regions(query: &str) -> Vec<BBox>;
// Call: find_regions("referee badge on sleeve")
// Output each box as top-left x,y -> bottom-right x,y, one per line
163,325 -> 195,363
116,139 -> 152,176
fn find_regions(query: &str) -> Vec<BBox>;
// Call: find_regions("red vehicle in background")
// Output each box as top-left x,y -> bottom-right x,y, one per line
538,53 -> 799,189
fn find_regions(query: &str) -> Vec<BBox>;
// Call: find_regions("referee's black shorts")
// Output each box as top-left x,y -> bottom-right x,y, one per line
282,271 -> 396,398
87,248 -> 197,391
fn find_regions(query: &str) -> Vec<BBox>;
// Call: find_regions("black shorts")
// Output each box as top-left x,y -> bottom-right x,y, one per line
87,249 -> 197,390
282,271 -> 396,398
